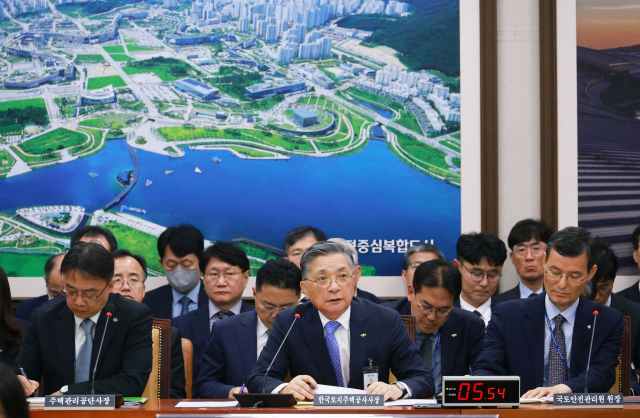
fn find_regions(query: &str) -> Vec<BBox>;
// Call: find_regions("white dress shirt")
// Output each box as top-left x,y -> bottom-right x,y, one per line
257,315 -> 270,358
519,281 -> 544,299
208,299 -> 243,331
74,312 -> 100,360
605,295 -> 612,307
543,294 -> 579,386
459,296 -> 492,326
318,307 -> 351,386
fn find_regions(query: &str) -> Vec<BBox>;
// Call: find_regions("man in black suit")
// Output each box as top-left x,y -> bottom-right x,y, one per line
283,225 -> 328,269
249,241 -> 434,400
70,225 -> 118,252
329,238 -> 384,304
15,254 -> 65,321
493,219 -> 553,304
382,244 -> 445,315
617,225 -> 640,304
15,242 -> 152,396
110,249 -> 186,399
173,241 -> 254,394
143,224 -> 208,319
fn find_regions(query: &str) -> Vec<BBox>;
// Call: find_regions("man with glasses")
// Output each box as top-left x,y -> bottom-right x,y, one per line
283,226 -> 328,269
494,219 -> 553,304
453,232 -> 507,326
249,241 -> 433,400
474,227 -> 624,397
197,258 -> 301,399
384,243 -> 445,315
110,249 -> 186,399
329,238 -> 385,304
408,259 -> 485,394
173,242 -> 254,394
15,242 -> 153,396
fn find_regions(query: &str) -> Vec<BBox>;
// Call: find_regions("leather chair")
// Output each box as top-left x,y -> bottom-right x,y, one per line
182,338 -> 194,399
142,318 -> 172,399
609,316 -> 631,395
389,315 -> 416,384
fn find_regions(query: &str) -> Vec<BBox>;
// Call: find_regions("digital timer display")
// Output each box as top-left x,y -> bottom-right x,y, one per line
442,376 -> 520,407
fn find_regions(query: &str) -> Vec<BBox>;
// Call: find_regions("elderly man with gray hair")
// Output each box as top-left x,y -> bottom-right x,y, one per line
248,241 -> 434,400
328,238 -> 385,304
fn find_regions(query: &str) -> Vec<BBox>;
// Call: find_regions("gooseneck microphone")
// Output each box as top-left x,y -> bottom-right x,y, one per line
584,301 -> 603,393
262,304 -> 308,394
91,302 -> 116,395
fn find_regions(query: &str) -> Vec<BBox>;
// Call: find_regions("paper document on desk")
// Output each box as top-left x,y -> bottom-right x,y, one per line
315,384 -> 365,395
520,396 -> 553,404
175,401 -> 239,407
385,399 -> 437,406
27,398 -> 46,405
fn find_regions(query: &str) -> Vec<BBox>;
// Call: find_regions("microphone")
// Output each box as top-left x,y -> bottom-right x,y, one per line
584,301 -> 603,393
91,302 -> 116,395
262,304 -> 307,394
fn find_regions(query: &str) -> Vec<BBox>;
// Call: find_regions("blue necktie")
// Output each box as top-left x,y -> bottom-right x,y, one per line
216,310 -> 234,319
325,321 -> 345,387
75,319 -> 95,383
178,296 -> 191,316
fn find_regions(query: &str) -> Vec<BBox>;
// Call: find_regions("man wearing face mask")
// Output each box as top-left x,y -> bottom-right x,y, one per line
143,224 -> 208,319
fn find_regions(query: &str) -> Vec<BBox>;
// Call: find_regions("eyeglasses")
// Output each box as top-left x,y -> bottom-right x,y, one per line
461,263 -> 502,282
205,271 -> 242,281
415,302 -> 452,318
304,274 -> 354,288
112,277 -> 143,288
62,283 -> 109,302
257,303 -> 294,312
545,268 -> 588,286
514,245 -> 546,257
408,262 -> 423,271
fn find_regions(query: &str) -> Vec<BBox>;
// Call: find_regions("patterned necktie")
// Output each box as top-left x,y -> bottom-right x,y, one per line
472,310 -> 482,318
178,296 -> 191,316
420,334 -> 433,372
548,315 -> 568,386
217,310 -> 234,319
325,321 -> 345,387
75,319 -> 95,383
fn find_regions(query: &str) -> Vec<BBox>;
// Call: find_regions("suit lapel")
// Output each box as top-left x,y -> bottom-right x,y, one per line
300,308 -> 337,385
571,297 -> 593,378
440,312 -> 460,376
237,311 -> 258,379
55,305 -> 76,385
348,300 -> 369,388
195,304 -> 210,344
197,280 -> 208,308
90,294 -> 120,376
160,285 -> 173,319
523,298 -> 545,386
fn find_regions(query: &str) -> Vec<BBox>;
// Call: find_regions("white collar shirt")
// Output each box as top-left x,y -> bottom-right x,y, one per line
74,312 -> 101,360
459,296 -> 492,326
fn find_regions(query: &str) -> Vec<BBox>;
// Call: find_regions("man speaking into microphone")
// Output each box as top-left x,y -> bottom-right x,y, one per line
474,227 -> 623,397
15,242 -> 153,396
248,241 -> 433,400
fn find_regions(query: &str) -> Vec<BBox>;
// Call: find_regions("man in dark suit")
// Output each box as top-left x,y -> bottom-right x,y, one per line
383,244 -> 445,315
283,225 -> 328,269
15,242 -> 152,396
15,254 -> 65,321
329,238 -> 384,304
493,219 -> 553,304
617,225 -> 640,304
70,225 -> 118,252
249,241 -> 433,400
197,258 -> 302,399
474,227 -> 624,397
110,249 -> 186,399
143,224 -> 208,319
174,242 -> 254,394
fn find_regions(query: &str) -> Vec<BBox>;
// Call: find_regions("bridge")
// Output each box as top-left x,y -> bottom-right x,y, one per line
105,143 -> 139,209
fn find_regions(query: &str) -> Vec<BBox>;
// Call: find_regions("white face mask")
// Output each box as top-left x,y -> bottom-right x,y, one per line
166,267 -> 199,293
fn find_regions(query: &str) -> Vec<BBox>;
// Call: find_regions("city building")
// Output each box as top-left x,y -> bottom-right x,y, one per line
79,85 -> 116,106
174,78 -> 220,101
245,80 -> 306,98
292,108 -> 319,127
239,17 -> 249,32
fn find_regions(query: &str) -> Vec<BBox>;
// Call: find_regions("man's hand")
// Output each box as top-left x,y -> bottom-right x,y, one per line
51,391 -> 62,396
522,384 -> 571,399
17,375 -> 39,396
228,386 -> 248,399
280,375 -> 317,401
365,382 -> 404,401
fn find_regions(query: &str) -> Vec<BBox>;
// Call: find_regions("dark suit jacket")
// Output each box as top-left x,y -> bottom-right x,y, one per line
15,294 -> 49,322
15,293 -> 153,396
170,326 -> 186,399
453,297 -> 499,312
493,284 -> 546,305
355,288 -> 385,305
142,281 -> 209,320
173,300 -> 254,396
382,298 -> 411,316
196,310 -> 259,399
473,294 -> 624,394
0,318 -> 28,367
439,308 -> 486,376
617,281 -> 640,305
248,298 -> 434,398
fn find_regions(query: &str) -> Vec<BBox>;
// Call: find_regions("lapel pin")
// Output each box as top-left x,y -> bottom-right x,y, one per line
113,318 -> 118,323
587,325 -> 591,329
361,333 -> 366,337
451,334 -> 457,337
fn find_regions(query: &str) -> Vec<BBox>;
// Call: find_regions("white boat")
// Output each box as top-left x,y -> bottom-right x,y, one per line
195,167 -> 202,173
146,180 -> 152,186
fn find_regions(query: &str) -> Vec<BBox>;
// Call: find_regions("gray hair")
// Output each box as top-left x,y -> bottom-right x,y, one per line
328,238 -> 358,264
546,226 -> 596,270
300,241 -> 355,278
403,243 -> 445,270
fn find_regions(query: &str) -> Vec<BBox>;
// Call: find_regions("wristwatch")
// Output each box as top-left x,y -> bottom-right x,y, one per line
60,386 -> 69,394
390,382 -> 409,399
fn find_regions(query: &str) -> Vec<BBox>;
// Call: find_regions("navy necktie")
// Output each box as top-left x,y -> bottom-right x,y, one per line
420,334 -> 433,372
178,296 -> 191,316
217,310 -> 234,319
325,321 -> 345,387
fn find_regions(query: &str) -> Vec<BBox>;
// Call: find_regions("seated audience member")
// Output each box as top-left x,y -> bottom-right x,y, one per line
586,239 -> 640,394
143,224 -> 207,319
408,259 -> 485,394
70,225 -> 118,252
383,244 -> 445,315
173,242 -> 254,393
15,253 -> 65,321
284,226 -> 328,268
110,249 -> 186,399
0,266 -> 25,366
453,233 -> 507,325
494,219 -> 553,304
474,227 -> 624,397
197,258 -> 301,399
16,242 -> 153,396
0,363 -> 29,418
249,241 -> 434,400
329,238 -> 384,304
617,225 -> 640,304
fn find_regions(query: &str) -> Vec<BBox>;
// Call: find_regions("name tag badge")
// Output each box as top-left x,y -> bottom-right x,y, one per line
363,358 -> 379,390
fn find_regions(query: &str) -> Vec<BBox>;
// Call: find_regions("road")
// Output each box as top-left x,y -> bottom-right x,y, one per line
48,0 -> 88,34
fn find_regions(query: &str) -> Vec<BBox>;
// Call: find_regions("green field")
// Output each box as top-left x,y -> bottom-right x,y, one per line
110,54 -> 135,62
0,252 -> 54,277
76,54 -> 105,63
396,110 -> 422,135
0,98 -> 46,112
450,132 -> 461,140
439,139 -> 460,153
19,128 -> 87,155
123,60 -> 196,82
225,146 -> 275,158
125,38 -> 134,43
102,221 -> 163,273
0,123 -> 23,135
87,75 -> 127,89
103,45 -> 125,53
99,113 -> 139,128
79,118 -> 106,128
127,45 -> 159,52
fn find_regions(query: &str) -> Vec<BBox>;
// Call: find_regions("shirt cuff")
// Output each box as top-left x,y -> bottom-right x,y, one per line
394,381 -> 412,399
271,383 -> 288,394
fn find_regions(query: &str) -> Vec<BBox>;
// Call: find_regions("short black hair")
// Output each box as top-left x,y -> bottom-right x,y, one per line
402,243 -> 445,270
70,225 -> 118,252
44,253 -> 64,283
256,258 -> 302,295
283,226 -> 328,254
158,224 -> 204,260
456,232 -> 507,267
546,226 -> 596,270
199,241 -> 250,273
413,259 -> 462,299
590,237 -> 618,284
61,242 -> 114,283
112,248 -> 148,282
507,219 -> 554,250
633,225 -> 640,250
0,363 -> 29,418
